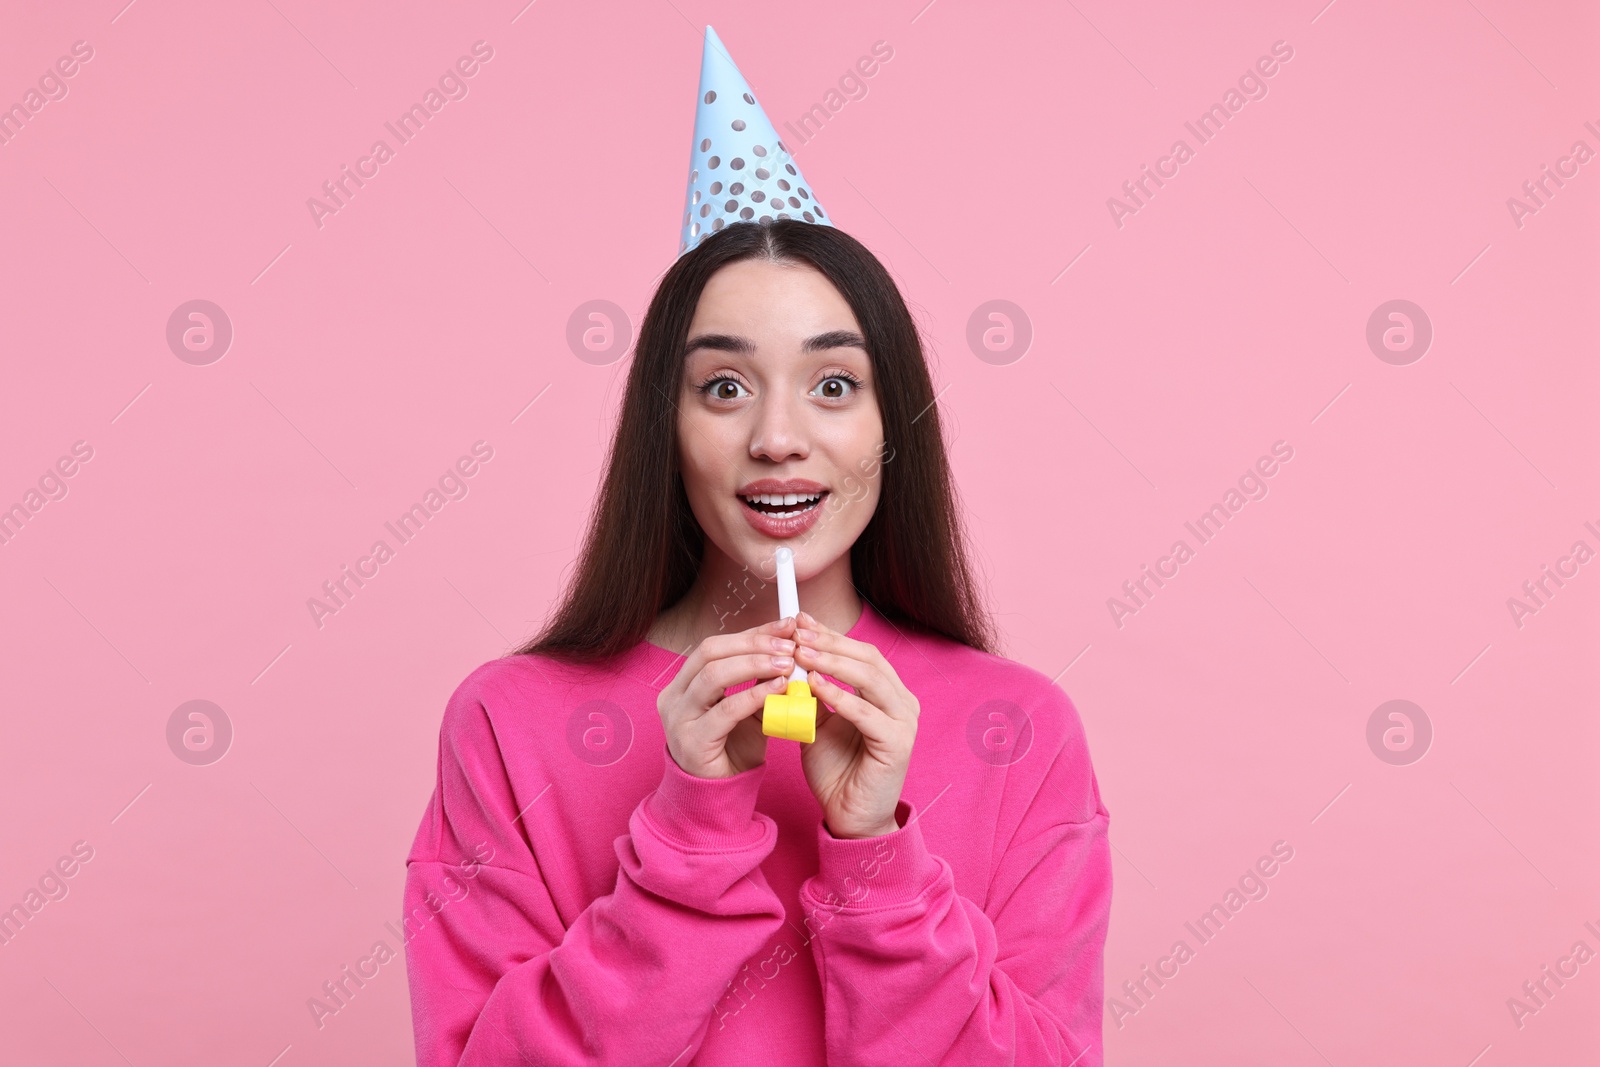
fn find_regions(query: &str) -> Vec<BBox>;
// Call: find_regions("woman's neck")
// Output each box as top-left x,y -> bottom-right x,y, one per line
648,546 -> 863,654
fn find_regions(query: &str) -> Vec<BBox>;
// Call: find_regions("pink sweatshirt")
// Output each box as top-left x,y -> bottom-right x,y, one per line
402,600 -> 1111,1065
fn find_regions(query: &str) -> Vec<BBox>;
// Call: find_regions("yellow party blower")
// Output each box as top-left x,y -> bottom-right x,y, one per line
762,546 -> 816,743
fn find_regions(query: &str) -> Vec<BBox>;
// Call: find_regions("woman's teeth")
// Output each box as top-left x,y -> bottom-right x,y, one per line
741,491 -> 824,516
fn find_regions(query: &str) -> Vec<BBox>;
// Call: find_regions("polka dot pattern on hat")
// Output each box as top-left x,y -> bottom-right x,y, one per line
679,25 -> 835,257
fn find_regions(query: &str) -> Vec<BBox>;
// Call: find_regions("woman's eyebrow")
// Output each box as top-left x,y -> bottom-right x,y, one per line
802,329 -> 867,353
683,329 -> 867,357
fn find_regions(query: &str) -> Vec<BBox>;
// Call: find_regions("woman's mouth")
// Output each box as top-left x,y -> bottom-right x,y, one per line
739,490 -> 827,518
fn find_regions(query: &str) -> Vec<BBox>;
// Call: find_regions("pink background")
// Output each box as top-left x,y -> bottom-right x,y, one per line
2,0 -> 1596,1063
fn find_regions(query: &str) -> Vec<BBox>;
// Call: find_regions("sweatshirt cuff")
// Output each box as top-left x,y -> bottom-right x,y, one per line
803,798 -> 944,911
641,743 -> 770,850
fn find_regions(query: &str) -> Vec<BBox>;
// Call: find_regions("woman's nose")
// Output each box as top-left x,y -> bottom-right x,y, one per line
748,393 -> 808,461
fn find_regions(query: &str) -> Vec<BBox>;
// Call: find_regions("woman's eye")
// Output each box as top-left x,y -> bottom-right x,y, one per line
703,377 -> 749,400
814,375 -> 859,399
700,375 -> 859,400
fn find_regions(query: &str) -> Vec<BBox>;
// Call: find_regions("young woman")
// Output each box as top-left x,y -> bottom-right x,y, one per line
402,219 -> 1111,1066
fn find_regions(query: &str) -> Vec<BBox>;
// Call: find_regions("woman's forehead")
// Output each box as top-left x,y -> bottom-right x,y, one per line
692,259 -> 857,330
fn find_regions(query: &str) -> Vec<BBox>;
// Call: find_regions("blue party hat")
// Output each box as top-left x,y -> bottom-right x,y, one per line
679,26 -> 834,257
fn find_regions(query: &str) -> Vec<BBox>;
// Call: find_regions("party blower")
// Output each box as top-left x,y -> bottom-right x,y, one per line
762,546 -> 817,743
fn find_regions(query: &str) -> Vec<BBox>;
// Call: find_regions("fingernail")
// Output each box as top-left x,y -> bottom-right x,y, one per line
772,655 -> 793,669
772,638 -> 795,652
797,628 -> 817,641
771,676 -> 789,688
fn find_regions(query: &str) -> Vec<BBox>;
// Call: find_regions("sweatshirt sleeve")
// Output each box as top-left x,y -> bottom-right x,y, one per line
403,665 -> 789,1067
797,683 -> 1112,1066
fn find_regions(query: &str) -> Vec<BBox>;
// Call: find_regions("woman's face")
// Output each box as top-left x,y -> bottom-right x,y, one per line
677,257 -> 885,585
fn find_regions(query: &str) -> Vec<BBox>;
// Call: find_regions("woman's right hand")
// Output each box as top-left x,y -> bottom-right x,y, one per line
657,616 -> 799,779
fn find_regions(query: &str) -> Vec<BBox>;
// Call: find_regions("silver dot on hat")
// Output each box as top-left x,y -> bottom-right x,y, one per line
679,26 -> 834,255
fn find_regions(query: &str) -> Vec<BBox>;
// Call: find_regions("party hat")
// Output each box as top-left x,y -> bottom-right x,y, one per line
680,25 -> 834,257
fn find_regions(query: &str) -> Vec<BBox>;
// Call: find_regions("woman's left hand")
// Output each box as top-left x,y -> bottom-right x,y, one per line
793,610 -> 919,839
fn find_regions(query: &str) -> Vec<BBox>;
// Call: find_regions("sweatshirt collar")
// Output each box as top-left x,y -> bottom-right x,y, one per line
619,597 -> 903,690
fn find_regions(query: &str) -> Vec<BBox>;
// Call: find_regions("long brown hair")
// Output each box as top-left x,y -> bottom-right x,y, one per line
516,219 -> 998,663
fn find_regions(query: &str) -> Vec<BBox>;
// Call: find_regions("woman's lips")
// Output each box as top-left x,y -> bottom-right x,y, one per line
738,491 -> 828,539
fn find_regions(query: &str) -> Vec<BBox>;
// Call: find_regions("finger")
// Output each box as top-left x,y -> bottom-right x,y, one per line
795,616 -> 914,718
699,674 -> 792,737
683,652 -> 796,717
668,617 -> 796,698
805,673 -> 898,745
795,614 -> 890,675
793,645 -> 903,719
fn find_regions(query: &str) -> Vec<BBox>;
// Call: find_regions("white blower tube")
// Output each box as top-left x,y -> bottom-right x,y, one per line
774,546 -> 806,682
